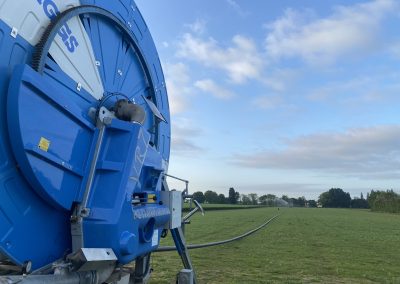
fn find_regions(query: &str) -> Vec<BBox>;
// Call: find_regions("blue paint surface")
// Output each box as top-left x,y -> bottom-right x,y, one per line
0,0 -> 171,269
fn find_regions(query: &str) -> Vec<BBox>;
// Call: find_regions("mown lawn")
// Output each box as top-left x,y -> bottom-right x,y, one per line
149,207 -> 400,283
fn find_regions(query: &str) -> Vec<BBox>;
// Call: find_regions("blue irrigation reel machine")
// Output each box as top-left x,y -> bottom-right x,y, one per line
0,1 -> 199,283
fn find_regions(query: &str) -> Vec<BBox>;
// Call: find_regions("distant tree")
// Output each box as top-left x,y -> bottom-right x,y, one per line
287,197 -> 306,207
308,200 -> 317,207
290,198 -> 301,207
318,192 -> 329,207
259,195 -> 268,205
318,188 -> 351,208
241,194 -> 252,205
281,195 -> 290,202
297,196 -> 306,207
192,191 -> 205,203
228,187 -> 238,204
204,190 -> 219,204
350,198 -> 369,209
263,194 -> 276,206
367,190 -> 379,208
218,193 -> 226,204
368,190 -> 400,213
235,191 -> 240,203
248,193 -> 258,205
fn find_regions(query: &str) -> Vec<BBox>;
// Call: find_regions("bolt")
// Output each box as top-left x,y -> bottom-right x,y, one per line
10,27 -> 18,38
22,261 -> 32,274
80,208 -> 90,217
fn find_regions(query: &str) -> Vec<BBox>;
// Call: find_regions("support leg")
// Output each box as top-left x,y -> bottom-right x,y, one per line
171,228 -> 196,284
132,254 -> 152,284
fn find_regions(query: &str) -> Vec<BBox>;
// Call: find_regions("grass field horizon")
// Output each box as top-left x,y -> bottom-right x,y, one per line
150,207 -> 400,283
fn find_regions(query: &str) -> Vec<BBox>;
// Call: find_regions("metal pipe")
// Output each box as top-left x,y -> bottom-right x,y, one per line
182,200 -> 205,222
81,125 -> 106,210
182,207 -> 199,222
163,174 -> 189,184
156,214 -> 280,252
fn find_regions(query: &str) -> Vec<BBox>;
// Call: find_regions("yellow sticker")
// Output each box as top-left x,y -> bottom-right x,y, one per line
38,137 -> 50,152
148,194 -> 156,203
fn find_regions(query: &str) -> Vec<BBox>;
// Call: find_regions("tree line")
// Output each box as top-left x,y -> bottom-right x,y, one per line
367,190 -> 400,213
318,188 -> 368,209
192,187 -> 318,207
317,188 -> 400,213
191,187 -> 400,213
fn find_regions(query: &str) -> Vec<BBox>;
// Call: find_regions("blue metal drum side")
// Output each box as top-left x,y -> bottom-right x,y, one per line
0,20 -> 71,269
0,0 -> 171,269
81,0 -> 171,161
7,65 -> 97,211
73,2 -> 173,260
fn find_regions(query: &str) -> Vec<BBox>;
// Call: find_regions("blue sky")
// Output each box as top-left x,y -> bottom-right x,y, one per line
135,0 -> 400,199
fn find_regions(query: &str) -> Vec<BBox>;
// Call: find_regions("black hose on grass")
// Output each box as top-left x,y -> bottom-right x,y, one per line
156,214 -> 280,252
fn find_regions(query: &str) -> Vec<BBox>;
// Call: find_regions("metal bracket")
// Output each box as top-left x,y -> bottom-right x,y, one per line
67,248 -> 117,272
98,106 -> 115,125
178,269 -> 195,284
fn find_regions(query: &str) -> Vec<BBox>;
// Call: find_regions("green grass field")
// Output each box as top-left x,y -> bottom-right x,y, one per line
149,207 -> 400,283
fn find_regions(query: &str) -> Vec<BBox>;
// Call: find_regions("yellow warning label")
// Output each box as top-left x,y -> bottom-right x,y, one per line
148,194 -> 156,203
38,137 -> 50,152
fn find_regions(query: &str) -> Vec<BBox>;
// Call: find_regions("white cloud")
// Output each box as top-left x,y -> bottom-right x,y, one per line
308,76 -> 374,102
185,19 -> 207,35
177,33 -> 264,84
232,125 -> 400,179
261,67 -> 301,93
194,79 -> 235,99
307,74 -> 400,104
251,95 -> 283,110
171,118 -> 204,155
162,62 -> 192,114
225,0 -> 250,18
265,0 -> 398,64
387,41 -> 400,60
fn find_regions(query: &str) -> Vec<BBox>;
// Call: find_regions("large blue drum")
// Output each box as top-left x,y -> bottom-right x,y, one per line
0,0 -> 171,270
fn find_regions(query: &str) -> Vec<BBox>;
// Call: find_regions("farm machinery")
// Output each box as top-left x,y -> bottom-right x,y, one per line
0,0 -> 199,283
